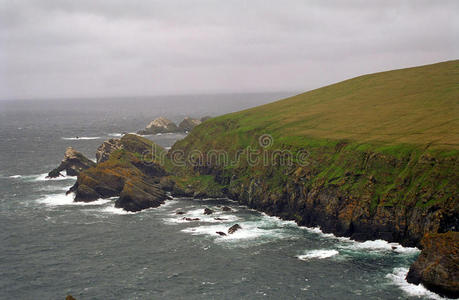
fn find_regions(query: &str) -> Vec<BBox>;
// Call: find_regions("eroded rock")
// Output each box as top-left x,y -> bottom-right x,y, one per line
47,147 -> 95,178
406,232 -> 459,298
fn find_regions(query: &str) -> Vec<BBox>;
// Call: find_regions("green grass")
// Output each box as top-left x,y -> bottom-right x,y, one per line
185,60 -> 458,150
172,60 -> 459,209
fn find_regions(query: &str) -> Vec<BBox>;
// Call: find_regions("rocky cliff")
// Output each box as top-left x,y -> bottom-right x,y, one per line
47,147 -> 96,178
406,232 -> 459,298
67,134 -> 172,212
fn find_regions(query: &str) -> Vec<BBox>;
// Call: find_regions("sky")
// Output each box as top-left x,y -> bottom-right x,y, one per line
0,0 -> 458,100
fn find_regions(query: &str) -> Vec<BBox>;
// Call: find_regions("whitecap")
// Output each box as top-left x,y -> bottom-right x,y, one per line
61,136 -> 101,140
37,193 -> 112,206
297,249 -> 339,260
37,185 -> 72,192
108,133 -> 123,137
340,239 -> 419,255
99,206 -> 137,215
9,175 -> 22,179
30,173 -> 76,182
386,268 -> 444,299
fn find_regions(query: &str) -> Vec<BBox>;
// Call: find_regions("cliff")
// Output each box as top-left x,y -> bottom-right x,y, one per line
168,61 -> 459,295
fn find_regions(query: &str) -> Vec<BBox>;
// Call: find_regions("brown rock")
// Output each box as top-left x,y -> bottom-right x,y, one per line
228,224 -> 242,234
47,147 -> 96,178
406,232 -> 459,298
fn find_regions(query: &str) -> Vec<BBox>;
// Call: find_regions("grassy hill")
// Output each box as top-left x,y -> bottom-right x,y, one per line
170,60 -> 458,247
193,60 -> 458,150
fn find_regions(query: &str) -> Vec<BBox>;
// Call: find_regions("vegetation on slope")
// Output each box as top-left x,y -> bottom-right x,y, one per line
170,61 -> 459,245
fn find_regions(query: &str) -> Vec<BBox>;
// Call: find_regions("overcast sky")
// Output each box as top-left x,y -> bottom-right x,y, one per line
0,0 -> 458,100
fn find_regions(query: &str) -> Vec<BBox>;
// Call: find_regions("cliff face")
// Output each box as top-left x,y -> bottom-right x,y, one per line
171,139 -> 458,247
406,232 -> 459,298
169,60 -> 459,247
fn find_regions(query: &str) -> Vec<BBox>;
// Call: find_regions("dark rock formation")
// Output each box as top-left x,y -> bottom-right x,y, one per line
178,117 -> 201,132
47,147 -> 96,178
228,224 -> 241,234
137,117 -> 179,135
214,217 -> 227,221
204,208 -> 214,215
222,206 -> 232,212
176,211 -> 185,215
406,232 -> 459,298
66,296 -> 76,300
96,138 -> 122,163
183,217 -> 200,221
216,231 -> 227,236
68,134 -> 170,212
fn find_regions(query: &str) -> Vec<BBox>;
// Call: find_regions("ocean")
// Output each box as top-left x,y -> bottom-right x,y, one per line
0,94 -> 442,299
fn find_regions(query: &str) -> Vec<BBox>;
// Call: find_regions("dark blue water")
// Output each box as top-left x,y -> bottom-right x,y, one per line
0,94 -> 442,299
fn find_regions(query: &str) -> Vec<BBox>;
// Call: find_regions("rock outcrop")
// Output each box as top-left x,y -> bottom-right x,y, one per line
178,117 -> 201,132
47,147 -> 95,178
406,232 -> 459,298
137,117 -> 179,135
228,224 -> 241,234
96,138 -> 122,163
68,134 -> 170,212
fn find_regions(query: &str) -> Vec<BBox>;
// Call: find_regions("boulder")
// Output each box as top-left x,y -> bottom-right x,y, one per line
406,232 -> 459,298
178,117 -> 201,132
183,217 -> 200,221
216,231 -> 227,236
222,206 -> 232,212
138,117 -> 179,135
204,208 -> 214,215
96,138 -> 122,163
228,224 -> 242,234
214,217 -> 227,221
47,147 -> 96,178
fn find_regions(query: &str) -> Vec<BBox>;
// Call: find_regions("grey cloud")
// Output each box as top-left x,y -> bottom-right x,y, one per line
0,0 -> 458,99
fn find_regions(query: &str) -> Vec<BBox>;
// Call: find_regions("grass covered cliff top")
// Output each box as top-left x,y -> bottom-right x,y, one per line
187,60 -> 458,151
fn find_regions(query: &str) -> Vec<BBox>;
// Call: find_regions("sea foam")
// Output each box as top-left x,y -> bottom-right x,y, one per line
297,249 -> 339,260
386,268 -> 445,300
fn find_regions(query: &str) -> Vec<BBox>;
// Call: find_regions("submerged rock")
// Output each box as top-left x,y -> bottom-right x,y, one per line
47,147 -> 95,178
178,117 -> 201,132
228,224 -> 241,234
204,208 -> 214,215
138,117 -> 179,135
183,217 -> 200,221
216,231 -> 227,236
221,206 -> 232,212
406,232 -> 459,298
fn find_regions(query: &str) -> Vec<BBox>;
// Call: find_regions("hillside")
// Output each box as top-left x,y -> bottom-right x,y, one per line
171,60 -> 458,241
205,60 -> 458,149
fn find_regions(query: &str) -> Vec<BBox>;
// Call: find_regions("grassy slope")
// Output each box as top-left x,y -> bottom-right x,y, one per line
217,60 -> 459,149
172,60 -> 459,211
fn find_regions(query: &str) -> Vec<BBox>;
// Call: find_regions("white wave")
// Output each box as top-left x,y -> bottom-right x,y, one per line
386,268 -> 444,300
301,226 -> 419,255
37,185 -> 72,192
9,175 -> 22,179
61,136 -> 101,140
108,133 -> 123,137
158,199 -> 179,208
30,173 -> 76,182
99,206 -> 137,215
37,193 -> 111,206
340,239 -> 419,254
297,249 -> 339,260
182,223 -> 266,241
